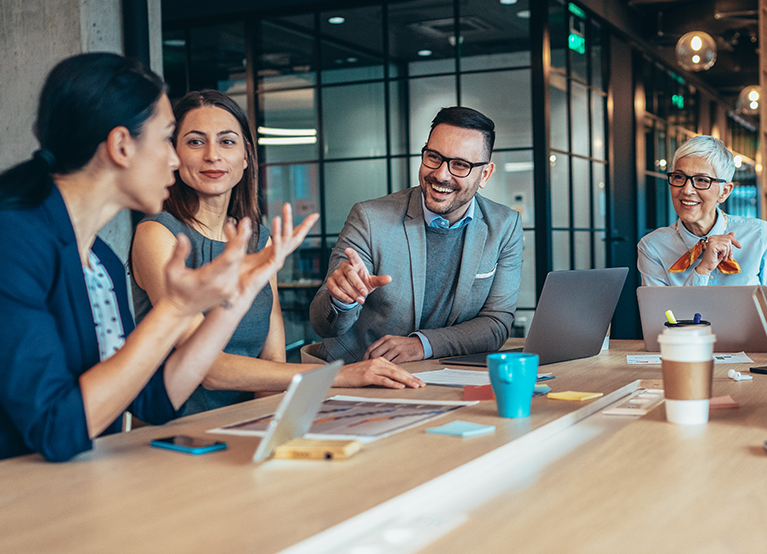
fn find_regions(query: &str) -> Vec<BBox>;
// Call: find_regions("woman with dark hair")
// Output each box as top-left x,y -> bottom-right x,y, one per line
0,54 -> 314,461
131,90 -> 423,414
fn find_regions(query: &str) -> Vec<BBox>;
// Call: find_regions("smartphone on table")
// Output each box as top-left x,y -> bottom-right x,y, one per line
150,435 -> 227,455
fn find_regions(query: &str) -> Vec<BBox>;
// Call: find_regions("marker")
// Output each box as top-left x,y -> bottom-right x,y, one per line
693,313 -> 701,324
665,310 -> 677,325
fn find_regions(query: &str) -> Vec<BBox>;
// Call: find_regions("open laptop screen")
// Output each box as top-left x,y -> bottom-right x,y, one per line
638,285 -> 767,352
442,268 -> 627,366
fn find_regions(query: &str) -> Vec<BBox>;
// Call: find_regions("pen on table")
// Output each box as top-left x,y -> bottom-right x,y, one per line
693,313 -> 701,324
665,310 -> 677,325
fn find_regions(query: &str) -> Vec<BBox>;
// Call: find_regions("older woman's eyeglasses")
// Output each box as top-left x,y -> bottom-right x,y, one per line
667,172 -> 725,191
421,147 -> 488,178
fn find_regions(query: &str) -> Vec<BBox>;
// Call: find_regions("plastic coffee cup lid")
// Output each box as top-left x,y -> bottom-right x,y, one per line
662,325 -> 712,335
658,328 -> 715,343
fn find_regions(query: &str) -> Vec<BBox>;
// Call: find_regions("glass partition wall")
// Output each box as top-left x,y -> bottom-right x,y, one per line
726,117 -> 759,219
162,0 -> 616,353
547,0 -> 608,276
164,0 -> 570,353
638,57 -> 699,236
163,0 -> 760,348
166,0 -> 760,349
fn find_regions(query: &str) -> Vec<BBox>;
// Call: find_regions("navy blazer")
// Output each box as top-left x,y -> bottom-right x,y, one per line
0,186 -> 178,461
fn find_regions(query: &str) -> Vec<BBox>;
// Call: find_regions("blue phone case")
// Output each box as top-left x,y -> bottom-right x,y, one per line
150,438 -> 227,455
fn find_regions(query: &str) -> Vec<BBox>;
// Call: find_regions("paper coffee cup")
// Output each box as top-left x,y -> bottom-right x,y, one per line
657,327 -> 716,425
665,399 -> 710,425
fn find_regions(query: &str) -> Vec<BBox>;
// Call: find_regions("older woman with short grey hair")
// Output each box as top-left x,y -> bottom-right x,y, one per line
638,135 -> 767,286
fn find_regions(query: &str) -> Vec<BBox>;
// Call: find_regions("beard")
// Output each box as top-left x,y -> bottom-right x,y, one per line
419,174 -> 477,218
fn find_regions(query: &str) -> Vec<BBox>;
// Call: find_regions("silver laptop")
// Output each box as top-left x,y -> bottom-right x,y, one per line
637,285 -> 767,352
253,361 -> 342,462
441,268 -> 628,366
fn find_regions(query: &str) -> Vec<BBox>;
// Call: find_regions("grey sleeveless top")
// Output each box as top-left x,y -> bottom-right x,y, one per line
131,212 -> 272,415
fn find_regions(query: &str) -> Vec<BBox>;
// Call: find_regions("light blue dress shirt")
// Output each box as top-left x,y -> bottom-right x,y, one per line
331,196 -> 476,359
637,208 -> 767,286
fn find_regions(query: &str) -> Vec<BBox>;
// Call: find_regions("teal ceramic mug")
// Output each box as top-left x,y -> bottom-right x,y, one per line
487,352 -> 539,418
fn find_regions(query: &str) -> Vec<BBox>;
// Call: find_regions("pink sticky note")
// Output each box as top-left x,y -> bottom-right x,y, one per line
710,395 -> 739,409
463,384 -> 495,401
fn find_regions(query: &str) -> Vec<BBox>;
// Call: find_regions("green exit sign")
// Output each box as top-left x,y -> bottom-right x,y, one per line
569,33 -> 586,54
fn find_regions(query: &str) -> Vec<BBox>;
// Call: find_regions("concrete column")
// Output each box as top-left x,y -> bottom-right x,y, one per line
148,0 -> 163,76
79,0 -> 130,262
1,0 -> 163,265
80,0 -> 123,53
0,0 -> 82,172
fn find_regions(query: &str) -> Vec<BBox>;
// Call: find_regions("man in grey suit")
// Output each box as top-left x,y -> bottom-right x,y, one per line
310,106 -> 523,365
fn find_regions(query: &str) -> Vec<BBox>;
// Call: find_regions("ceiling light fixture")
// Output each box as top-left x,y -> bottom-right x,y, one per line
675,31 -> 716,71
504,162 -> 533,172
328,16 -> 345,25
258,137 -> 317,145
258,127 -> 317,137
418,49 -> 433,57
737,85 -> 760,115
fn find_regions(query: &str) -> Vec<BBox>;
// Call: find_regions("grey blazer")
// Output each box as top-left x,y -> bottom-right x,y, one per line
309,187 -> 523,362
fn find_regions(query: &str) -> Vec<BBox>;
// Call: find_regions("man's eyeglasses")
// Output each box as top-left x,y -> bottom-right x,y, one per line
667,171 -> 725,191
421,147 -> 489,178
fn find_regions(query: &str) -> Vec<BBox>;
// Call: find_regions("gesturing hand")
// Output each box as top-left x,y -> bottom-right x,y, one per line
696,232 -> 742,276
327,248 -> 392,304
162,204 -> 319,318
229,204 -> 319,310
163,217 -> 251,317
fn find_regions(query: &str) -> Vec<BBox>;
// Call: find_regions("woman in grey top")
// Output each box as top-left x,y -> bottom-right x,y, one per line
131,90 -> 422,415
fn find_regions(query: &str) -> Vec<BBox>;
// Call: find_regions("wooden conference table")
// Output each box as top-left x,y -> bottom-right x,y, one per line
2,340 -> 767,553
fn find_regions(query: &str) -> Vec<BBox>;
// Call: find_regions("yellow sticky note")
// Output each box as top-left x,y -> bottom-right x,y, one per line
547,391 -> 604,401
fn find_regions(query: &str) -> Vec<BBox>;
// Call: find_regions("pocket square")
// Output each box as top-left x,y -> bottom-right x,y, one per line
475,263 -> 497,279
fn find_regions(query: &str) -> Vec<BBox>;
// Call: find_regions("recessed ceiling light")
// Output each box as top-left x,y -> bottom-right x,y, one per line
516,10 -> 531,19
258,137 -> 318,146
500,0 -> 518,4
258,127 -> 317,137
418,49 -> 433,57
163,39 -> 186,47
503,161 -> 533,172
347,57 -> 357,63
328,16 -> 345,24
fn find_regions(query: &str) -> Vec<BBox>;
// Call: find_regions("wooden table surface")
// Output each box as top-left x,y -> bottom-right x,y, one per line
2,340 -> 765,553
